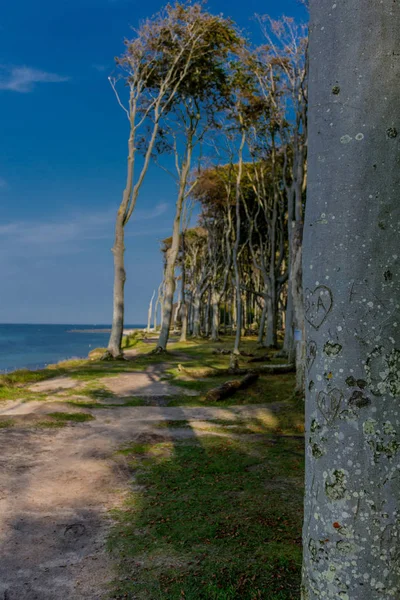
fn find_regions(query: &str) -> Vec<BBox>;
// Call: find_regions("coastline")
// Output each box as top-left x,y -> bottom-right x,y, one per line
0,324 -> 147,375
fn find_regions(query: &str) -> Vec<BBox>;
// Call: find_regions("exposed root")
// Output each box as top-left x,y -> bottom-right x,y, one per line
151,346 -> 169,355
100,351 -> 125,361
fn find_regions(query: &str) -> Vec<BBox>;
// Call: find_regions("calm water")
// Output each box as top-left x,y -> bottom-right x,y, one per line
0,324 -> 145,373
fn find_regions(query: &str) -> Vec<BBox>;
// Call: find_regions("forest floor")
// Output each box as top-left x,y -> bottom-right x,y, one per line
0,336 -> 304,600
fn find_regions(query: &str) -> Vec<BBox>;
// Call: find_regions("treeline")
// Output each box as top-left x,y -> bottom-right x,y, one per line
105,2 -> 307,389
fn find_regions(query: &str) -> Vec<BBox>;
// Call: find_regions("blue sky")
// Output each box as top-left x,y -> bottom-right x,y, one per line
0,0 -> 307,324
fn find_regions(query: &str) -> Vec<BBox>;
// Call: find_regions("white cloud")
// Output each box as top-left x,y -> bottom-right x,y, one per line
92,64 -> 109,72
0,203 -> 170,256
135,202 -> 168,221
0,66 -> 69,93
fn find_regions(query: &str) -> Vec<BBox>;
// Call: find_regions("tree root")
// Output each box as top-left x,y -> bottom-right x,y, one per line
100,351 -> 125,361
151,346 -> 169,355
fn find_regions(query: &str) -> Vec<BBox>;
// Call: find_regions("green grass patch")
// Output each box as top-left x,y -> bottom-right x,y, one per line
165,373 -> 297,409
46,412 -> 95,422
108,435 -> 303,600
0,418 -> 14,428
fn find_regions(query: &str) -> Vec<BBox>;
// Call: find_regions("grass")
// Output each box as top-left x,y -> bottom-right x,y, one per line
35,411 -> 95,428
0,334 -> 303,596
108,433 -> 303,600
165,373 -> 297,410
104,336 -> 302,599
46,411 -> 95,422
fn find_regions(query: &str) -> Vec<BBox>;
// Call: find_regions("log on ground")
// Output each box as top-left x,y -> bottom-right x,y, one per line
206,373 -> 259,402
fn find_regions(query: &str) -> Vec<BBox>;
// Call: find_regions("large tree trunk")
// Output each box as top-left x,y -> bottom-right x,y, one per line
302,3 -> 400,598
210,289 -> 221,342
107,213 -> 126,358
292,222 -> 305,391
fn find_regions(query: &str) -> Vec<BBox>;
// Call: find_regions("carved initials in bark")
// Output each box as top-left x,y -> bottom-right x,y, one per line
305,286 -> 333,329
317,389 -> 343,424
306,341 -> 317,372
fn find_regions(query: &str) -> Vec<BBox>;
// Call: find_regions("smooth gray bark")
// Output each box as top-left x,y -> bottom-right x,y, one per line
192,293 -> 201,338
179,233 -> 188,342
157,151 -> 192,351
210,288 -> 222,341
281,286 -> 294,361
302,3 -> 400,598
146,290 -> 155,333
233,132 -> 246,355
257,300 -> 267,346
108,212 -> 126,357
264,286 -> 278,348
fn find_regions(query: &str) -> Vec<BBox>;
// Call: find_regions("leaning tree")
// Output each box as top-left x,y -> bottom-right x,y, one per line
154,4 -> 241,352
106,2 -> 230,358
302,1 -> 400,598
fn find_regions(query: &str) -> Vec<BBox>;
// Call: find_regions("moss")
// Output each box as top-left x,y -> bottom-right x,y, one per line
109,435 -> 303,599
46,412 -> 95,423
325,469 -> 347,501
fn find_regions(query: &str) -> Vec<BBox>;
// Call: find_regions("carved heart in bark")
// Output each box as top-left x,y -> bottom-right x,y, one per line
305,286 -> 333,329
317,389 -> 342,424
306,341 -> 317,372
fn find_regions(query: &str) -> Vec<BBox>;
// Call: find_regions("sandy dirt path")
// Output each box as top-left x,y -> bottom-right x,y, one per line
0,396 -> 279,599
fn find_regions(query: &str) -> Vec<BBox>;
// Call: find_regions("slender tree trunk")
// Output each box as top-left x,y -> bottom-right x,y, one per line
180,303 -> 188,342
153,282 -> 162,332
147,290 -> 155,333
232,132 -> 246,355
173,278 -> 182,332
192,294 -> 201,337
108,212 -> 126,357
210,289 -> 221,342
158,253 -> 176,350
257,299 -> 267,346
233,277 -> 242,354
157,147 -> 192,351
187,294 -> 193,335
232,289 -> 237,332
264,281 -> 278,348
282,284 -> 294,360
302,3 -> 400,598
205,287 -> 211,338
243,292 -> 248,333
180,234 -> 188,342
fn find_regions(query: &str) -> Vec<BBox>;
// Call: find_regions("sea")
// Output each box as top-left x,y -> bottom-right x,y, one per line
0,324 -> 145,374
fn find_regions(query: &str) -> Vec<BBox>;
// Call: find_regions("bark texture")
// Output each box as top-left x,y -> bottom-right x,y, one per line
302,3 -> 400,598
108,212 -> 126,358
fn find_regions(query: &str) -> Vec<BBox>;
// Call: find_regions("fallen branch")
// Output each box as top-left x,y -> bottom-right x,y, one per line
247,354 -> 271,363
206,373 -> 260,402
